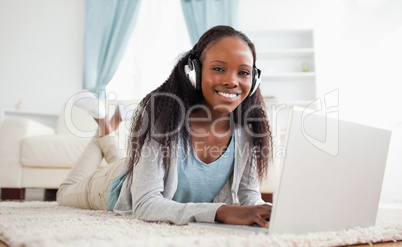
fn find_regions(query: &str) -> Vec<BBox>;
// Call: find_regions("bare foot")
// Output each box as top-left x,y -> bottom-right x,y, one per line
109,102 -> 135,130
95,117 -> 113,136
109,106 -> 122,131
71,90 -> 105,119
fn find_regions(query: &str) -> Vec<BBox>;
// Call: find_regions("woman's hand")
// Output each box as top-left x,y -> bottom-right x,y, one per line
215,204 -> 272,228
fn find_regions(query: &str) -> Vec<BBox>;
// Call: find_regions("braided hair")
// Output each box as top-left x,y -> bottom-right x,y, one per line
126,25 -> 272,183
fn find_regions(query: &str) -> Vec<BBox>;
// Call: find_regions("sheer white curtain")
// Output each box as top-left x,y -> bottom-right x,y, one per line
106,0 -> 192,100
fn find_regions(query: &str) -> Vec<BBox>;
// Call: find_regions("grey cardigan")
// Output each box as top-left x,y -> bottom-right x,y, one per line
114,124 -> 266,225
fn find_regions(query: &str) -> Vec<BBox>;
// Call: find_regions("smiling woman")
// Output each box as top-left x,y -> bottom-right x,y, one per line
200,37 -> 254,113
56,25 -> 273,229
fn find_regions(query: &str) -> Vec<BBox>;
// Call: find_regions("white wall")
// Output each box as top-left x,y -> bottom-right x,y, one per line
2,0 -> 400,126
239,0 -> 402,129
239,0 -> 402,205
0,0 -> 85,114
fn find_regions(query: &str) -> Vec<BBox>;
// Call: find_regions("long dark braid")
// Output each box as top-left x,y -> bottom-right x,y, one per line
126,25 -> 272,183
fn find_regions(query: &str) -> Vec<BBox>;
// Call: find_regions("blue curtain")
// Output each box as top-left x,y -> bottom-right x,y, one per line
83,0 -> 142,97
180,0 -> 238,45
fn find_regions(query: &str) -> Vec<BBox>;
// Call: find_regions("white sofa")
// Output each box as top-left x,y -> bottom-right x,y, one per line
0,100 -> 134,200
0,100 -> 278,201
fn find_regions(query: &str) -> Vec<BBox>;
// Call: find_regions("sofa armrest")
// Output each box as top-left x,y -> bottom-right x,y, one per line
0,118 -> 55,188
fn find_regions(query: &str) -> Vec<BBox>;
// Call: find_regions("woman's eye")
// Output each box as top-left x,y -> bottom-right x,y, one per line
213,66 -> 225,72
239,70 -> 250,76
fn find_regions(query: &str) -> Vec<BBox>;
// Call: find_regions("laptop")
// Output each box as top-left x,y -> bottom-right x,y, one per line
189,106 -> 392,235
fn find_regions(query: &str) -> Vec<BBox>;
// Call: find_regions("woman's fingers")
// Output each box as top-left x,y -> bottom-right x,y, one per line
215,204 -> 272,227
252,205 -> 271,227
254,216 -> 269,228
251,204 -> 271,218
259,204 -> 272,219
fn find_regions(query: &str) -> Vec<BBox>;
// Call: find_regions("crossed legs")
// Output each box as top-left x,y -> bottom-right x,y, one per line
56,90 -> 133,210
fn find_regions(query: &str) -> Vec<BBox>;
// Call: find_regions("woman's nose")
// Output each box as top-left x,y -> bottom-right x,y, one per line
223,72 -> 238,87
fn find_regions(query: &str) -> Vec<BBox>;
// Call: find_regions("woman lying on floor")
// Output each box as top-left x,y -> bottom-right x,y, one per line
57,25 -> 273,228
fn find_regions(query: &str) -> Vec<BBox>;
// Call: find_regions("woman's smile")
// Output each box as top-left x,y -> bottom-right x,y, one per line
200,36 -> 254,114
216,90 -> 241,100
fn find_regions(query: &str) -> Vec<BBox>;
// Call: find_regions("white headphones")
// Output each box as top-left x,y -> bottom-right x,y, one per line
185,54 -> 262,97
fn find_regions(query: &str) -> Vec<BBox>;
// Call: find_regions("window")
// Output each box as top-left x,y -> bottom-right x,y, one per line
106,0 -> 192,100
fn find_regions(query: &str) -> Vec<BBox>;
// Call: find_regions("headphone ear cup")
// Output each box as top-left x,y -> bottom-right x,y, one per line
185,58 -> 202,91
184,64 -> 196,88
248,67 -> 261,97
191,58 -> 202,91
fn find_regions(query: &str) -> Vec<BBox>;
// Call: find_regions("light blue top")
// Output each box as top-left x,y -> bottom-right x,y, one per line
107,168 -> 128,211
113,124 -> 266,225
172,134 -> 235,203
107,134 -> 235,210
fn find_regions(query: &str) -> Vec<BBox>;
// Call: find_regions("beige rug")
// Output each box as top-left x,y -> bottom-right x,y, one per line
0,201 -> 401,247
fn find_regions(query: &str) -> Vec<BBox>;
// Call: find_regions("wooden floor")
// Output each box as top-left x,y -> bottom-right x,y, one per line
354,242 -> 402,247
0,240 -> 8,247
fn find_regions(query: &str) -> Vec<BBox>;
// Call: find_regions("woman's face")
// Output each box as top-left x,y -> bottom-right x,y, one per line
200,37 -> 254,114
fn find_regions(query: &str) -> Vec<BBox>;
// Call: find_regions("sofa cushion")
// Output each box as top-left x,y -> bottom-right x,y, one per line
21,135 -> 91,169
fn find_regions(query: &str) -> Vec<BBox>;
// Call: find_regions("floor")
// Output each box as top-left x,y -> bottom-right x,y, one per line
0,189 -> 401,247
377,207 -> 402,224
16,189 -> 402,224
